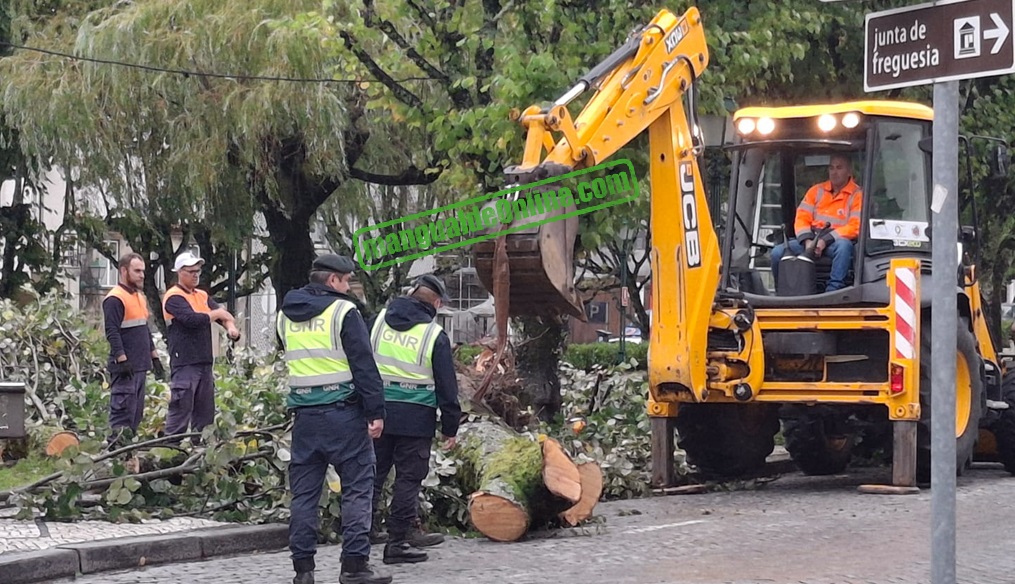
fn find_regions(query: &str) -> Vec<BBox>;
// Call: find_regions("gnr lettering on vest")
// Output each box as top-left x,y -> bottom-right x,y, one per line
288,318 -> 326,333
381,328 -> 419,350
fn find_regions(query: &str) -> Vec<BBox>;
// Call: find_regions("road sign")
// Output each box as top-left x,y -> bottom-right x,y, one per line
865,0 -> 1015,91
622,287 -> 630,307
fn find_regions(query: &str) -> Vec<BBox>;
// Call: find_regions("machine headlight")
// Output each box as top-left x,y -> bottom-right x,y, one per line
842,112 -> 861,128
757,117 -> 775,135
737,118 -> 756,135
818,114 -> 837,132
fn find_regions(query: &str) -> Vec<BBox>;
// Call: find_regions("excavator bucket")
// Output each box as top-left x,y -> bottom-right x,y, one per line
473,163 -> 587,321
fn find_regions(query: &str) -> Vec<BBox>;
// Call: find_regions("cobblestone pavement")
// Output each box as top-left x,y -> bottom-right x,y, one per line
0,509 -> 225,556
52,463 -> 1015,584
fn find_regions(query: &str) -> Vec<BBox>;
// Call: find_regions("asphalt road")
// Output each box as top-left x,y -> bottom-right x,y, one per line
55,463 -> 1015,584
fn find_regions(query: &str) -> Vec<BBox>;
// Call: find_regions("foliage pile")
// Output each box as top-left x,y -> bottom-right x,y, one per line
0,291 -> 109,440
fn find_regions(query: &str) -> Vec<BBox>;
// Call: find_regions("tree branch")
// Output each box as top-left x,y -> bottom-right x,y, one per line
339,31 -> 422,108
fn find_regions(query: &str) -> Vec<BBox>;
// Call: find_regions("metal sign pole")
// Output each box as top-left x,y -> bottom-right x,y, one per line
931,79 -> 960,584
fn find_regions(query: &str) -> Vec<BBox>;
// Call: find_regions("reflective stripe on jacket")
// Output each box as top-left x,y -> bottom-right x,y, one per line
794,178 -> 863,241
369,308 -> 442,408
104,285 -> 150,328
277,298 -> 356,406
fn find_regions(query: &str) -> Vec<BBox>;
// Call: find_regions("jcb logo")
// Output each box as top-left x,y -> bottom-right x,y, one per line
680,162 -> 701,268
665,24 -> 686,53
382,328 -> 420,351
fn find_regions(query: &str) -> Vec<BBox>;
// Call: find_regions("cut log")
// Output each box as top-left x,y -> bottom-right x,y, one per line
541,437 -> 581,504
559,462 -> 604,526
460,421 -> 544,542
45,431 -> 79,457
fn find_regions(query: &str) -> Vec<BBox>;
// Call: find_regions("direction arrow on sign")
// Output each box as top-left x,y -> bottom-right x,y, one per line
985,12 -> 1010,54
865,0 -> 1015,91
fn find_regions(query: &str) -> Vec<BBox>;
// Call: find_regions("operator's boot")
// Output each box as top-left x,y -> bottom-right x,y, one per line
339,555 -> 392,584
292,558 -> 315,584
368,512 -> 388,545
382,540 -> 428,565
405,518 -> 444,547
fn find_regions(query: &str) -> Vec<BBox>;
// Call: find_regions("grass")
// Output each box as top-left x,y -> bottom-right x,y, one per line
0,455 -> 58,491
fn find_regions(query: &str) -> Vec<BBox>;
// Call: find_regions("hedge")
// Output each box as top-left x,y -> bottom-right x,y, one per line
564,342 -> 647,371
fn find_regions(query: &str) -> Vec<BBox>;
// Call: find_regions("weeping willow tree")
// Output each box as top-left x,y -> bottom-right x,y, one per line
0,0 -> 439,304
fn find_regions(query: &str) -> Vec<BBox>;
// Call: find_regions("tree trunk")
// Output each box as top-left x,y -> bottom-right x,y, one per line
514,316 -> 568,422
460,422 -> 584,542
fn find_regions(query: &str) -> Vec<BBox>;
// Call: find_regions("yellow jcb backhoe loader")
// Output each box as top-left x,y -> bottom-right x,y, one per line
474,6 -> 1015,487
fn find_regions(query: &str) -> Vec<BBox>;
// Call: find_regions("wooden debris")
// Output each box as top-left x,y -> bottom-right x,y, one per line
560,462 -> 604,526
44,430 -> 79,457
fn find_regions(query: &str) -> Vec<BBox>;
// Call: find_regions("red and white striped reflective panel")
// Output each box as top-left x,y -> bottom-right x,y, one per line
895,268 -> 917,359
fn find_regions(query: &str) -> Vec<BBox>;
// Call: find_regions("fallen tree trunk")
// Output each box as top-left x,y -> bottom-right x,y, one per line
461,421 -> 594,542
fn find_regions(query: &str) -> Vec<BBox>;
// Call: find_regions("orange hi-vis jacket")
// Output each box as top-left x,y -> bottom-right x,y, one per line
161,285 -> 212,325
794,178 -> 863,242
105,285 -> 150,329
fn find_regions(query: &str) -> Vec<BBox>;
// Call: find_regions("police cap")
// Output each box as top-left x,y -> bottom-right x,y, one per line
413,274 -> 451,303
312,253 -> 356,275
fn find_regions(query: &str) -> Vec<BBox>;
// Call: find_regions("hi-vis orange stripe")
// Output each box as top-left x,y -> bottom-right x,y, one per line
894,267 -> 917,359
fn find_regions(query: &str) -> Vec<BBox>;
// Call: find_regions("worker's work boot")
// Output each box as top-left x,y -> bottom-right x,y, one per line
382,540 -> 428,565
292,558 -> 315,584
339,555 -> 392,584
406,518 -> 444,547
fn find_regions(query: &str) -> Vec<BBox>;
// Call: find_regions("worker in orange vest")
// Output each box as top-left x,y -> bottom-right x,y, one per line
161,252 -> 240,437
102,252 -> 162,446
771,153 -> 864,292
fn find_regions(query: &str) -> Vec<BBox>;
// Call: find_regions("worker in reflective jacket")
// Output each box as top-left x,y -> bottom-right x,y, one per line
102,252 -> 163,445
368,274 -> 462,565
277,253 -> 391,584
771,153 -> 864,292
160,252 -> 240,438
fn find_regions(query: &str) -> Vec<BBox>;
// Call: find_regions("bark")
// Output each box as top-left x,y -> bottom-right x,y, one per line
515,316 -> 568,422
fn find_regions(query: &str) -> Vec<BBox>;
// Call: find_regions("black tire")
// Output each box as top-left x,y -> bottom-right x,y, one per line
783,409 -> 856,475
993,372 -> 1015,475
916,314 -> 985,483
676,403 -> 781,478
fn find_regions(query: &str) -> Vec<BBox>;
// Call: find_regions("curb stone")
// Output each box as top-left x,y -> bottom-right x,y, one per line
0,523 -> 289,584
0,548 -> 80,584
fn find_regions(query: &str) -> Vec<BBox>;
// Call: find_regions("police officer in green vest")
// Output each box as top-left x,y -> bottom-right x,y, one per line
368,274 -> 462,565
277,254 -> 392,584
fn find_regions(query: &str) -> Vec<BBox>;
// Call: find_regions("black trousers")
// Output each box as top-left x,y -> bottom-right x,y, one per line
372,433 -> 432,541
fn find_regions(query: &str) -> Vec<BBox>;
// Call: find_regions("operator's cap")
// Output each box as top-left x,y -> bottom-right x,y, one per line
172,252 -> 205,272
413,274 -> 450,303
312,253 -> 356,275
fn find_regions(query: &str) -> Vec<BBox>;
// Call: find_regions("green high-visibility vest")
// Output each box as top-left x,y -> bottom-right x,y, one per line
369,308 -> 442,408
277,299 -> 356,408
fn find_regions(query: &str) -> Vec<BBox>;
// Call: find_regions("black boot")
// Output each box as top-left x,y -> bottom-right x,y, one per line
383,540 -> 428,565
293,557 -> 315,584
405,518 -> 444,547
339,555 -> 392,584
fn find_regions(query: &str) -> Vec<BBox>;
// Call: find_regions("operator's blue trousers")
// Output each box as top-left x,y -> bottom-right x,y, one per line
288,402 -> 376,566
771,238 -> 854,292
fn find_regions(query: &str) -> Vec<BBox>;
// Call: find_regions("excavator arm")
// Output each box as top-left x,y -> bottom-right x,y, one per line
472,7 -> 714,337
